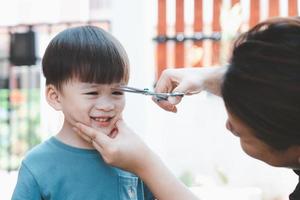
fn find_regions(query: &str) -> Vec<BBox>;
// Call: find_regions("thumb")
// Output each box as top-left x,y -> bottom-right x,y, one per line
115,119 -> 127,132
172,80 -> 192,93
75,123 -> 112,148
167,81 -> 190,105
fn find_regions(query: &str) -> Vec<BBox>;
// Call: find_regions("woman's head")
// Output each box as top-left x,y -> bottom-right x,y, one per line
222,17 -> 300,160
42,25 -> 130,90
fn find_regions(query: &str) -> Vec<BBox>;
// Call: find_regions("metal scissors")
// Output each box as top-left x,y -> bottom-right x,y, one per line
114,85 -> 185,101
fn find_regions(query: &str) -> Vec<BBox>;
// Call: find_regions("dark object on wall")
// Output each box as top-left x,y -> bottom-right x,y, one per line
9,30 -> 37,66
0,77 -> 8,89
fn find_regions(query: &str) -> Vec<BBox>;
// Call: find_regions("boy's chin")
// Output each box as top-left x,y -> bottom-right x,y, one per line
91,125 -> 113,135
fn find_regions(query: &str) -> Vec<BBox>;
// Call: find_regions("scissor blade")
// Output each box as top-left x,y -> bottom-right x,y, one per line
114,86 -> 147,94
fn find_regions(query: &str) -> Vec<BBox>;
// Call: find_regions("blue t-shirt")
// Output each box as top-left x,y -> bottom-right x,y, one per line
12,137 -> 154,200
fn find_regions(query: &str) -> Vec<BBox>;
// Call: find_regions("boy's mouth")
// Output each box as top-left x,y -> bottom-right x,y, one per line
90,116 -> 114,127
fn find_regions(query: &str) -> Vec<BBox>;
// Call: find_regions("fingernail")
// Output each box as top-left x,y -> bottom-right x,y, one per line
168,97 -> 177,104
168,105 -> 176,113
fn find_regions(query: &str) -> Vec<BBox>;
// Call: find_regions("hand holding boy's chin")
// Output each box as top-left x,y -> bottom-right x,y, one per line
90,124 -> 118,137
91,125 -> 112,136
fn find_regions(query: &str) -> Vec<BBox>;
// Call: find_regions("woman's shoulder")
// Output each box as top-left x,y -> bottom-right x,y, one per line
289,170 -> 300,200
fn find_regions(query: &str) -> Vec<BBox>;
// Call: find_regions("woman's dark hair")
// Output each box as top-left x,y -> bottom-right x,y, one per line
42,26 -> 129,90
222,17 -> 300,150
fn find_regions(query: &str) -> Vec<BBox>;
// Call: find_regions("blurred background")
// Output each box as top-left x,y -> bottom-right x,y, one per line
0,0 -> 299,199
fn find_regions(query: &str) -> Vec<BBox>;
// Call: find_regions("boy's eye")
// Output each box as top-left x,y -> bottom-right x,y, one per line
85,92 -> 98,95
112,91 -> 124,95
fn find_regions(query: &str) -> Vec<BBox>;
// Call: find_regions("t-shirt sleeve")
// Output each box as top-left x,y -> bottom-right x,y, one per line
11,163 -> 42,200
143,182 -> 156,200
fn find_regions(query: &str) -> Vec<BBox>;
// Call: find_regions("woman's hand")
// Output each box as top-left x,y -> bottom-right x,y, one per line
73,119 -> 153,174
73,120 -> 200,200
154,66 -> 227,112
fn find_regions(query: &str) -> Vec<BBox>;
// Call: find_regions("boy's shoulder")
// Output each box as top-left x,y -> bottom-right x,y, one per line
22,137 -> 57,166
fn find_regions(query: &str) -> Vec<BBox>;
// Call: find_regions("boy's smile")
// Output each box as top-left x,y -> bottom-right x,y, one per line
91,116 -> 114,127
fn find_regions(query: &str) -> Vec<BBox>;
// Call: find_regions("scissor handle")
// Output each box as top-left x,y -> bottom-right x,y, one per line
151,92 -> 184,101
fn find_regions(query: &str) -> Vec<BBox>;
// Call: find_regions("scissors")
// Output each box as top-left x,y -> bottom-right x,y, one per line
114,85 -> 185,101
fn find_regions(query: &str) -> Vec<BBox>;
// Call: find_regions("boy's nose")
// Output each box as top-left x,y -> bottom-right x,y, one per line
94,97 -> 114,111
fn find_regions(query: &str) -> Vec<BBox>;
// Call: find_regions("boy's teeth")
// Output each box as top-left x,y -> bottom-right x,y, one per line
94,117 -> 110,122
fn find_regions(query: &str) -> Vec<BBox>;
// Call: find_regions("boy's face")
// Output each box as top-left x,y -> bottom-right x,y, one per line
50,79 -> 125,135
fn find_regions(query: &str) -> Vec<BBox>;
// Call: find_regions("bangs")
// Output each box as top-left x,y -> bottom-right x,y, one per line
75,63 -> 127,84
70,46 -> 129,84
69,26 -> 129,84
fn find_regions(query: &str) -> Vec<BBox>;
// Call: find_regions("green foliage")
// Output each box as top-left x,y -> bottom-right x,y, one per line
0,88 -> 41,171
215,166 -> 229,185
179,170 -> 195,187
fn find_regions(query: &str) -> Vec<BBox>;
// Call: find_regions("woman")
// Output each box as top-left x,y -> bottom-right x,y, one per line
74,17 -> 300,200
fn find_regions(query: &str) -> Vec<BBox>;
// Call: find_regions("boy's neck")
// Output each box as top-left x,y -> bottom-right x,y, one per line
56,121 -> 95,149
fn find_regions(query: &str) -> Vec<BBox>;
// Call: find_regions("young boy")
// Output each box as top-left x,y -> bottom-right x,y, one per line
12,26 -> 154,200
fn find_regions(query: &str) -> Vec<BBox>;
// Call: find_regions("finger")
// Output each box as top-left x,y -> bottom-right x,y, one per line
74,123 -> 97,139
115,119 -> 126,130
75,123 -> 112,147
168,80 -> 200,105
118,114 -> 123,120
154,71 -> 174,93
108,128 -> 118,139
73,127 -> 93,143
109,130 -> 118,139
172,79 -> 202,96
152,97 -> 177,113
92,140 -> 105,155
115,119 -> 136,133
167,96 -> 182,105
172,80 -> 192,94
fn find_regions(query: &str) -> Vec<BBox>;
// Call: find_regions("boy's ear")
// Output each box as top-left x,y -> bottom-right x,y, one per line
46,85 -> 62,111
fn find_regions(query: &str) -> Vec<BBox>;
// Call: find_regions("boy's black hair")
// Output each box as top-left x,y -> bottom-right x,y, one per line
222,17 -> 300,150
42,26 -> 129,90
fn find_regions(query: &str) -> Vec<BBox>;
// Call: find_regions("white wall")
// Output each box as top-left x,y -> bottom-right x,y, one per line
110,0 -> 156,137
